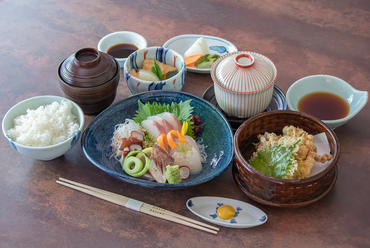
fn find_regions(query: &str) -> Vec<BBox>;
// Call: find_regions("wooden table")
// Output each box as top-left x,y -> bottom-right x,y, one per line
1,0 -> 369,247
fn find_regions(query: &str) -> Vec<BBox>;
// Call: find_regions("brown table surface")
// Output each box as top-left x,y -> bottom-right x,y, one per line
1,0 -> 369,247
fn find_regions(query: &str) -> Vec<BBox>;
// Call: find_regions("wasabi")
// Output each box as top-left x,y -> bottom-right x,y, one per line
165,165 -> 182,184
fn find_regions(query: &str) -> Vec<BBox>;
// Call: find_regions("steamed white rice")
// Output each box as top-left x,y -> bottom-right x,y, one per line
7,100 -> 80,147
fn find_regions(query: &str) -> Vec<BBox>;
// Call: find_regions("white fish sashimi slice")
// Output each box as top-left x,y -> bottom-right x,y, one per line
157,112 -> 182,132
184,37 -> 210,57
141,119 -> 166,139
148,143 -> 174,183
142,112 -> 182,139
146,115 -> 173,134
171,135 -> 203,174
184,135 -> 203,159
172,148 -> 202,174
161,118 -> 174,133
147,116 -> 163,122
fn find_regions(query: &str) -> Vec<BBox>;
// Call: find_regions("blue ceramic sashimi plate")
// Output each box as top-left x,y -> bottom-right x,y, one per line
81,91 -> 234,190
163,34 -> 238,74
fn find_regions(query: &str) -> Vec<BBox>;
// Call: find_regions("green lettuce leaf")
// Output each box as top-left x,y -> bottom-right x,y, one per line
250,140 -> 300,179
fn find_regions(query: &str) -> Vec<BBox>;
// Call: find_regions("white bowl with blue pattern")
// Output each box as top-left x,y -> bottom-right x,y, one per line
2,95 -> 85,161
123,46 -> 186,94
187,196 -> 267,228
163,34 -> 238,74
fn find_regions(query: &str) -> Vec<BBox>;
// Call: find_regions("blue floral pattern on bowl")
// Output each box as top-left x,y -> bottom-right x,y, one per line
6,136 -> 17,151
70,130 -> 81,147
148,82 -> 166,91
259,215 -> 267,222
209,46 -> 228,53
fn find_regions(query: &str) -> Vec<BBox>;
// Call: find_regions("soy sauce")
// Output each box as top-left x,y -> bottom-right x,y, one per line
107,43 -> 138,58
298,92 -> 350,120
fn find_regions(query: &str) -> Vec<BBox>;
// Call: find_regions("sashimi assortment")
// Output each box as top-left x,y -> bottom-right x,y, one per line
111,99 -> 206,184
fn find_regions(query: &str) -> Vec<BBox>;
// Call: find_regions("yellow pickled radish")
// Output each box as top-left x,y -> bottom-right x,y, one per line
180,121 -> 189,136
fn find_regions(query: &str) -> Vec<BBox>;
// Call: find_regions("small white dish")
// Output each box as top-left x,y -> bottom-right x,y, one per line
97,31 -> 147,68
186,196 -> 267,228
163,34 -> 238,74
287,75 -> 368,129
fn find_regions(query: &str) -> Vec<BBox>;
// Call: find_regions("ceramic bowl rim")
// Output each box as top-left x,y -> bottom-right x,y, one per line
211,51 -> 278,94
286,74 -> 369,124
123,46 -> 186,85
97,31 -> 148,59
233,109 -> 340,184
2,95 -> 85,150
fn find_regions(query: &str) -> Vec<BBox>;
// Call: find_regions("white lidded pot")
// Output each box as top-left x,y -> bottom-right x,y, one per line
211,51 -> 278,118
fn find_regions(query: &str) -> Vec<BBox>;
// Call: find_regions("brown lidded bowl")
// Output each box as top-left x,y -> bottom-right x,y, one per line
58,48 -> 120,115
233,110 -> 340,208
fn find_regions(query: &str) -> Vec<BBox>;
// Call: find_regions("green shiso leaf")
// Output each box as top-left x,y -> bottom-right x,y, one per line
250,140 -> 300,179
133,100 -> 195,138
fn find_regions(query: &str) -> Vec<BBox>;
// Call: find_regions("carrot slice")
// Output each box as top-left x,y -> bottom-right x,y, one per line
184,54 -> 203,66
157,134 -> 168,150
186,62 -> 196,67
167,130 -> 186,149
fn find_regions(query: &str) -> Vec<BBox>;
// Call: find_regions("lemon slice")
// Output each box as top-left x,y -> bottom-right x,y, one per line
136,147 -> 152,163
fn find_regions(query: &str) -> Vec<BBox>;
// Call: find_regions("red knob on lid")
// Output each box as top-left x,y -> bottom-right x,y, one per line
234,54 -> 254,68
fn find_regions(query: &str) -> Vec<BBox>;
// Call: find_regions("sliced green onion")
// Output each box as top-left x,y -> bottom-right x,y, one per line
152,56 -> 163,80
151,66 -> 157,75
122,150 -> 150,177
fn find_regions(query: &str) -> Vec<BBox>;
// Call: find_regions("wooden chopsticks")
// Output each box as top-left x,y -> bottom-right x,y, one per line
56,178 -> 219,234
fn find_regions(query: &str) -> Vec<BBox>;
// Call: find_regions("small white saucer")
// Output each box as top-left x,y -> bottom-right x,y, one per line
186,196 -> 267,228
163,34 -> 238,74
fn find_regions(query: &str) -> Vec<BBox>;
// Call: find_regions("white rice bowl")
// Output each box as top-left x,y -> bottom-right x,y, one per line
2,95 -> 85,160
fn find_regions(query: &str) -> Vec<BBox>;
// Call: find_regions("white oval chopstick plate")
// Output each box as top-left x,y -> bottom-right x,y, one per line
186,196 -> 267,228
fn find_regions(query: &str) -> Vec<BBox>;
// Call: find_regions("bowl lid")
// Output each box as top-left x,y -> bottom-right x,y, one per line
59,48 -> 117,87
211,51 -> 277,93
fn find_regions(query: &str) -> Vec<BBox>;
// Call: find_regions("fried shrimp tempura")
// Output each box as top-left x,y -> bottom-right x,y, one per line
255,126 -> 333,179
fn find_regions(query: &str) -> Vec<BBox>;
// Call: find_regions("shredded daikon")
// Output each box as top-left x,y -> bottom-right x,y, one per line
196,137 -> 208,163
111,119 -> 144,162
7,101 -> 79,147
